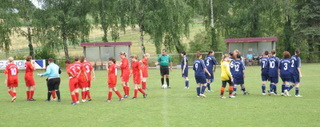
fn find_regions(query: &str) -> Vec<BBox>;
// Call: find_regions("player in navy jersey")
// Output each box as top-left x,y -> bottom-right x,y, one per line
287,49 -> 303,97
193,52 -> 211,98
260,51 -> 269,95
231,54 -> 249,96
279,51 -> 293,96
204,51 -> 217,92
180,51 -> 189,89
268,50 -> 280,95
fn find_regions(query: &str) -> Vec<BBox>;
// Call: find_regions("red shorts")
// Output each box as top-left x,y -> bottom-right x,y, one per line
25,76 -> 35,87
142,69 -> 148,77
87,80 -> 92,88
121,73 -> 130,82
133,74 -> 141,84
69,78 -> 78,91
78,79 -> 88,89
108,83 -> 116,88
7,79 -> 18,87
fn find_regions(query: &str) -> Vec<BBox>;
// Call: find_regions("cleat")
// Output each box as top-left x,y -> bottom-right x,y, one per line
295,95 -> 303,98
143,94 -> 148,98
262,93 -> 266,96
82,99 -> 86,103
11,97 -> 17,102
220,96 -> 226,99
132,97 -> 137,99
87,99 -> 92,101
243,92 -> 250,95
45,99 -> 50,102
233,93 -> 237,96
207,90 -> 213,92
281,93 -> 285,96
199,94 -> 206,98
119,98 -> 124,101
268,90 -> 271,96
106,100 -> 111,103
58,99 -> 61,102
167,86 -> 172,89
29,98 -> 36,101
229,96 -> 236,98
124,95 -> 129,98
71,103 -> 77,105
184,87 -> 188,89
284,90 -> 290,96
76,101 -> 80,104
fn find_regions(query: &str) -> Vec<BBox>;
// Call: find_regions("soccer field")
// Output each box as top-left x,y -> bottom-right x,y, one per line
0,64 -> 319,127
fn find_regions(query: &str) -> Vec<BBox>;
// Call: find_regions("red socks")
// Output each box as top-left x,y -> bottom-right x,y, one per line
229,86 -> 234,96
75,92 -> 79,101
123,86 -> 127,95
71,95 -> 77,103
138,88 -> 146,95
126,86 -> 130,96
115,90 -> 123,98
8,91 -> 14,97
30,91 -> 34,99
142,82 -> 147,89
134,89 -> 138,98
86,90 -> 91,99
220,87 -> 225,96
108,91 -> 112,100
51,91 -> 56,99
26,91 -> 30,99
82,91 -> 86,100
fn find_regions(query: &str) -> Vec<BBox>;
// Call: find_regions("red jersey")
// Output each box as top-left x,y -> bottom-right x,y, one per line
66,64 -> 80,78
73,62 -> 82,78
141,58 -> 148,77
25,62 -> 35,77
132,61 -> 142,76
5,64 -> 19,80
120,58 -> 130,74
108,64 -> 117,84
82,62 -> 93,80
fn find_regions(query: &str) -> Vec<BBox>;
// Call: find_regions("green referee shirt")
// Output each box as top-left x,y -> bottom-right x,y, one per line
158,55 -> 172,66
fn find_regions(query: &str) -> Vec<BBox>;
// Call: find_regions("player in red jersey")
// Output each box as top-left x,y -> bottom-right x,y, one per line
73,56 -> 83,103
140,53 -> 150,90
119,52 -> 130,98
25,56 -> 36,101
77,57 -> 89,103
65,59 -> 81,105
5,57 -> 19,102
130,55 -> 147,99
106,57 -> 124,102
80,56 -> 95,101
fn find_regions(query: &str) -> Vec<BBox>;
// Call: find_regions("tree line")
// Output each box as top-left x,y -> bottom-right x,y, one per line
0,0 -> 319,62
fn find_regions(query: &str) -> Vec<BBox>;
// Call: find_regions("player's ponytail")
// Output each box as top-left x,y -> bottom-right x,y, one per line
283,51 -> 291,59
207,50 -> 213,57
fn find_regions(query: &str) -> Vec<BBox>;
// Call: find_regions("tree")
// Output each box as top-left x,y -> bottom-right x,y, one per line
15,0 -> 37,58
40,0 -> 92,59
0,0 -> 20,57
295,0 -> 320,62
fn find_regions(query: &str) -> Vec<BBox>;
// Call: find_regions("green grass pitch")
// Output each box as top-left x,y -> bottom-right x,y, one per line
0,64 -> 319,127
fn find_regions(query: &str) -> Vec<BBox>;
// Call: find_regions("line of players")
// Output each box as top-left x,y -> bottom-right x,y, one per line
182,49 -> 302,99
4,52 -> 150,104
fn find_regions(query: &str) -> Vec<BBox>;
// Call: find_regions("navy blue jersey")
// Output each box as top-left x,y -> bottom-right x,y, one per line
193,59 -> 206,76
291,55 -> 301,75
260,57 -> 269,75
181,56 -> 188,70
268,56 -> 279,77
205,56 -> 217,72
279,58 -> 292,78
229,59 -> 235,76
231,59 -> 245,78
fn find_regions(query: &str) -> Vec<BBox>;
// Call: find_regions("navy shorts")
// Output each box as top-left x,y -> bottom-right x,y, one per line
281,77 -> 291,82
182,69 -> 188,77
261,74 -> 269,81
233,77 -> 244,85
205,71 -> 214,80
291,74 -> 300,83
195,75 -> 207,84
269,77 -> 279,84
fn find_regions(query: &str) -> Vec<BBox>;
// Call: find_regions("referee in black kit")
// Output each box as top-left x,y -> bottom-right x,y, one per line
38,58 -> 62,102
156,49 -> 173,88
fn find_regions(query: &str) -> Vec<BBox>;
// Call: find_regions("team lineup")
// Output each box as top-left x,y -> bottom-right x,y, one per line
3,48 -> 302,105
